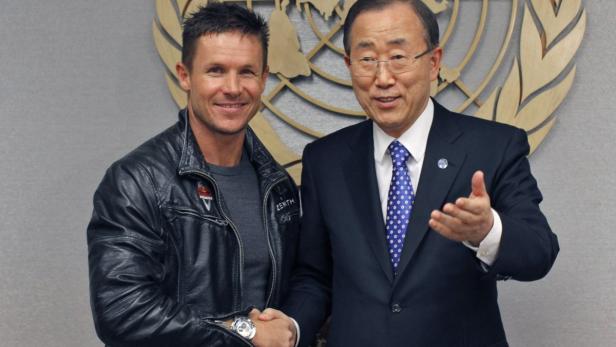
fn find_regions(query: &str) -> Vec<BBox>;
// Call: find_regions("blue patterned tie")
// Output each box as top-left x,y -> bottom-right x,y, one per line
385,140 -> 415,273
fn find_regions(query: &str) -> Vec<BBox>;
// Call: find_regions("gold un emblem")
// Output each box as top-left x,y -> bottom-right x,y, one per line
153,0 -> 587,184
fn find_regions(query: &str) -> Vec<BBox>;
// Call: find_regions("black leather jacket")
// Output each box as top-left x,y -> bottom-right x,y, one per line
87,110 -> 300,346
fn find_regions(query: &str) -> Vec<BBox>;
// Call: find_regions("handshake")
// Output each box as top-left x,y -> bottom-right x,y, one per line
230,308 -> 298,347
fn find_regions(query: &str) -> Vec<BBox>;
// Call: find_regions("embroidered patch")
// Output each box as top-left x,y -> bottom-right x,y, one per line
197,183 -> 213,212
276,198 -> 297,212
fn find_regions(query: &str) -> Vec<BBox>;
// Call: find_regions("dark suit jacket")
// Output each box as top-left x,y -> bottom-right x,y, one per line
284,101 -> 559,347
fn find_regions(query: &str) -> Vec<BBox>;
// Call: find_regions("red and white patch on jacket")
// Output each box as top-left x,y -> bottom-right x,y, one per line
197,184 -> 213,211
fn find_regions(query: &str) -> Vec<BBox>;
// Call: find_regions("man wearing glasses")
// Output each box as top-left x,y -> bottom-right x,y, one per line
270,0 -> 559,346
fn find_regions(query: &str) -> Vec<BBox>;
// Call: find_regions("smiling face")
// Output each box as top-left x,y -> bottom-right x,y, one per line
345,2 -> 442,138
176,31 -> 268,139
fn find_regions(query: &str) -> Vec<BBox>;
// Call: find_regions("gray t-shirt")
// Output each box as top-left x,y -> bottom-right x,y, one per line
209,151 -> 270,310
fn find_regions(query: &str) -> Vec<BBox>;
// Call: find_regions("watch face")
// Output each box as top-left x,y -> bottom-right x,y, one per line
236,321 -> 251,336
233,317 -> 256,340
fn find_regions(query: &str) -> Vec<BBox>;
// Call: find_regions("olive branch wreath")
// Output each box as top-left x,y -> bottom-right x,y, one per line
475,0 -> 586,153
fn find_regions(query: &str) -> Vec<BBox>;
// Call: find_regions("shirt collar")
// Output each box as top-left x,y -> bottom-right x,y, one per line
373,98 -> 434,164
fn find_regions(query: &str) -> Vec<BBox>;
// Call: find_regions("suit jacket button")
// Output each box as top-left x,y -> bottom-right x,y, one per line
391,304 -> 402,313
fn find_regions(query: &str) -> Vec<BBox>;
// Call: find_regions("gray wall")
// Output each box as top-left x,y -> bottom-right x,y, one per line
0,1 -> 613,346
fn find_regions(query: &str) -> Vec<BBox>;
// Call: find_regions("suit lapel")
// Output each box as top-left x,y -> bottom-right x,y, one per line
394,104 -> 467,284
343,121 -> 394,283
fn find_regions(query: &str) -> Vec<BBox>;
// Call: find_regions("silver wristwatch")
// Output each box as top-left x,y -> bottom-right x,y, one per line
230,316 -> 256,341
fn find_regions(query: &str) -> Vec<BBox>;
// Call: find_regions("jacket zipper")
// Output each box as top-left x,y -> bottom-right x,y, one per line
185,170 -> 245,311
168,207 -> 228,226
263,177 -> 288,308
187,169 -> 289,310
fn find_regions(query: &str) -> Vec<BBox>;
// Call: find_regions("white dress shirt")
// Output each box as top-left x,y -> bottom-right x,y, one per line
372,99 -> 502,265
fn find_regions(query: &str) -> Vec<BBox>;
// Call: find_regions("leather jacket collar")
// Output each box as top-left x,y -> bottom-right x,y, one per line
176,109 -> 287,189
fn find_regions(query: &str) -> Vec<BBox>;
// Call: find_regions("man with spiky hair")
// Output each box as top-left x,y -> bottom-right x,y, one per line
88,3 -> 298,346
267,0 -> 559,346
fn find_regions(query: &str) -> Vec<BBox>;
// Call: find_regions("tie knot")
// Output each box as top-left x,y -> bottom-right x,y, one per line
388,140 -> 411,167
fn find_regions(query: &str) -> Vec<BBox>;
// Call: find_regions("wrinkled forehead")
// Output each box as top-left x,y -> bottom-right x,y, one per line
354,37 -> 413,51
348,4 -> 428,52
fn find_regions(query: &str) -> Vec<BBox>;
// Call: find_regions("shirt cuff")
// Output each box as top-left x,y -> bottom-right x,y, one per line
462,208 -> 502,266
290,317 -> 300,347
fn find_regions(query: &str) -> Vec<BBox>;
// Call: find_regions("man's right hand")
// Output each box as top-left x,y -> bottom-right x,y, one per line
249,308 -> 296,347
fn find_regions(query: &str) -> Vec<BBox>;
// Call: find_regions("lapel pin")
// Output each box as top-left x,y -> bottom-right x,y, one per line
437,158 -> 448,169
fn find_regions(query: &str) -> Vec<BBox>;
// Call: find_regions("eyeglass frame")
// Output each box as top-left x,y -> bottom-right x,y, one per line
348,46 -> 436,77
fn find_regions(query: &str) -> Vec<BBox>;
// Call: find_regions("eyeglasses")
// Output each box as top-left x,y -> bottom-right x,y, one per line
349,47 -> 434,77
